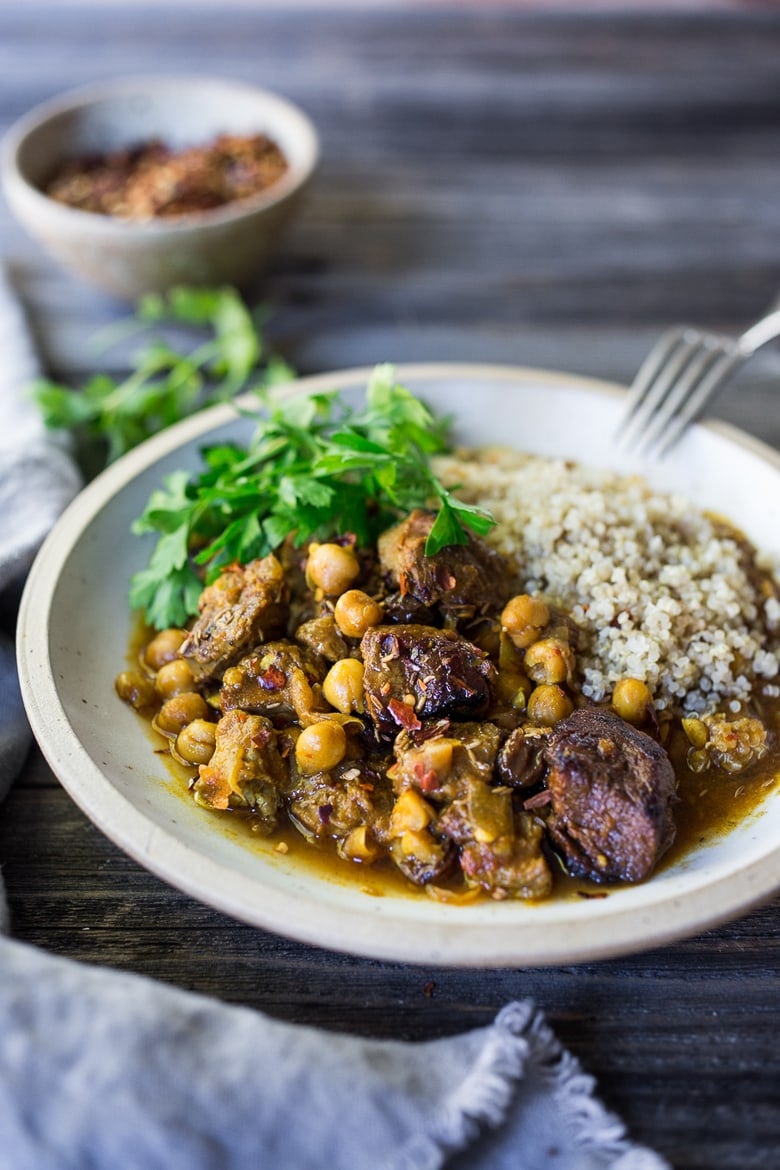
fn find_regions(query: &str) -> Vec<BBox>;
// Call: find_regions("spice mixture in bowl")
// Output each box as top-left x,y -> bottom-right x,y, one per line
45,133 -> 288,220
2,77 -> 319,297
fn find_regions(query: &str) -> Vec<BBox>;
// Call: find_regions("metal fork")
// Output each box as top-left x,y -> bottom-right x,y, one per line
616,300 -> 780,456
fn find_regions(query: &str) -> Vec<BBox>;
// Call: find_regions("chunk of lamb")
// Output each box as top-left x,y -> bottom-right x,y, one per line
545,708 -> 677,883
361,625 -> 495,740
457,810 -> 553,901
295,614 -> 350,664
391,720 -> 501,803
377,509 -> 511,620
220,642 -> 327,725
288,757 -> 394,855
391,720 -> 551,898
386,721 -> 499,886
496,727 -> 549,790
180,555 -> 289,682
193,709 -> 285,830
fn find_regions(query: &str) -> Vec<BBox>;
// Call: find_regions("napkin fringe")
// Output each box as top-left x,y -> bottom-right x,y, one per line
387,1000 -> 667,1170
386,1001 -> 534,1170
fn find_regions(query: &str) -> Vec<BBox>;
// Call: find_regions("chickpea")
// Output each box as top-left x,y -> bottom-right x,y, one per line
524,637 -> 574,686
338,826 -> 380,864
495,668 -> 532,708
115,670 -> 158,711
143,628 -> 187,671
323,658 -> 365,714
682,716 -> 708,750
295,720 -> 347,775
526,684 -> 573,726
175,719 -> 217,766
156,692 -> 209,735
334,589 -> 384,638
612,678 -> 653,725
305,542 -> 360,596
501,594 -> 550,649
155,658 -> 197,700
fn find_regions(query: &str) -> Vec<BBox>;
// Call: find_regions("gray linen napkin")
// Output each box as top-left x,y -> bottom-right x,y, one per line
0,270 -> 668,1170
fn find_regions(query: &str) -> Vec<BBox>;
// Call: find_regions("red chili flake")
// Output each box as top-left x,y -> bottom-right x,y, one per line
413,759 -> 439,793
259,665 -> 286,690
318,803 -> 334,825
523,790 -> 552,810
388,698 -> 422,730
359,782 -> 375,792
399,572 -> 409,597
419,770 -> 439,794
423,980 -> 436,999
251,727 -> 272,749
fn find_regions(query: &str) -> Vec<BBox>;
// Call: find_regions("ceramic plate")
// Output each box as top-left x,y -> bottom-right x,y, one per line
17,364 -> 780,966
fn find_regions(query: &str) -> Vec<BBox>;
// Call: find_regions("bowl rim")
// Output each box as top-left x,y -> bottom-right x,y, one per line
16,361 -> 780,966
1,74 -> 320,234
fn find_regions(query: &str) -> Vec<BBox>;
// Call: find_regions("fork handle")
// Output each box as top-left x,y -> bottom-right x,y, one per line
737,305 -> 780,356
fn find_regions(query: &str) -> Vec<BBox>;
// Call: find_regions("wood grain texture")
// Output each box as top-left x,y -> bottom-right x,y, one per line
2,6 -> 779,1168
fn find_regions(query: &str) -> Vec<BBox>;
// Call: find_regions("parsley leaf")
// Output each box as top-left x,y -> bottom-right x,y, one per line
130,367 -> 497,629
31,286 -> 291,468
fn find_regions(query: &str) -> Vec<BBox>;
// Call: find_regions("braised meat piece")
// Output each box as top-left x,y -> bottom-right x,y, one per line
386,787 -> 456,885
361,625 -> 495,739
289,757 -> 394,847
180,555 -> 288,682
459,812 -> 553,901
193,709 -> 285,828
389,720 -> 549,897
429,761 -> 552,900
497,727 -> 549,790
546,708 -> 677,883
388,830 -> 455,886
377,509 -> 511,620
295,614 -> 350,664
381,591 -> 440,628
221,642 -> 326,725
391,720 -> 500,803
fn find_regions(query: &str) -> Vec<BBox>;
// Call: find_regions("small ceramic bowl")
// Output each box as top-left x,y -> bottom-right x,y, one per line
1,76 -> 319,300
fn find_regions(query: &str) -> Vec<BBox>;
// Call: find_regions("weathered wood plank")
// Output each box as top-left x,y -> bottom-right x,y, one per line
2,6 -> 780,1168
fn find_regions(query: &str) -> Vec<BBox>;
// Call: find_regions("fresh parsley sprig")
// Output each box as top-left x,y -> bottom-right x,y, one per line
32,286 -> 294,466
129,364 -> 496,630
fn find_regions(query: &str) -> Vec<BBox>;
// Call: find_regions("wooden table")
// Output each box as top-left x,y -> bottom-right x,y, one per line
2,6 -> 779,1168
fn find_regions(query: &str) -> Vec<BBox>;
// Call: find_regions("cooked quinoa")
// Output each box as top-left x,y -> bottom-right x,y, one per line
434,449 -> 780,714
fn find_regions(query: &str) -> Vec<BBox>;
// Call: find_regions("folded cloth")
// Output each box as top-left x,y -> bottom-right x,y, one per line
0,270 -> 668,1170
0,263 -> 82,924
0,265 -> 81,594
0,937 -> 666,1170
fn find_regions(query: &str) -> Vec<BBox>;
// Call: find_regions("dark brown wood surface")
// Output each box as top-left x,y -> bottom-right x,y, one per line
1,6 -> 779,1168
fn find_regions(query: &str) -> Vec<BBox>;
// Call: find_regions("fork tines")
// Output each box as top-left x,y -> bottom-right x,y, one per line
617,327 -> 740,457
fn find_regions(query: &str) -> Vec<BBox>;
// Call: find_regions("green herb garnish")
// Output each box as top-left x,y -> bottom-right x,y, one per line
130,364 -> 496,630
32,286 -> 294,466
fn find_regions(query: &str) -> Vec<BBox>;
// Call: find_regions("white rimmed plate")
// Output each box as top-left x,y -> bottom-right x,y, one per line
17,364 -> 780,966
